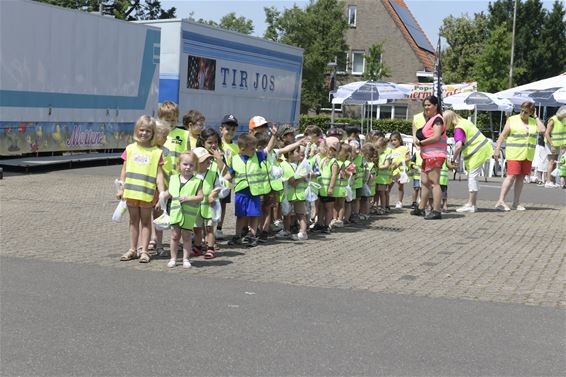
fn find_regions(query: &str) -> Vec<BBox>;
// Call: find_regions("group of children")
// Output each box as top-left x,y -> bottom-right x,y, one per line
116,101 -> 452,268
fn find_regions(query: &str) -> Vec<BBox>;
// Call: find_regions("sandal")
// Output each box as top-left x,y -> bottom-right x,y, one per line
120,249 -> 138,261
191,245 -> 202,257
204,249 -> 216,259
139,252 -> 151,263
148,239 -> 157,252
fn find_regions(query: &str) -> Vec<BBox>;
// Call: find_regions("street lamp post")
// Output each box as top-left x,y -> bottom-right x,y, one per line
327,62 -> 337,124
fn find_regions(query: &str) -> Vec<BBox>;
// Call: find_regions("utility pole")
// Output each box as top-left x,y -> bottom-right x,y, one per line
508,0 -> 518,88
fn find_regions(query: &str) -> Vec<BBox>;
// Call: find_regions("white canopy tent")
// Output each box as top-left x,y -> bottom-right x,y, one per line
331,80 -> 410,132
496,73 -> 566,107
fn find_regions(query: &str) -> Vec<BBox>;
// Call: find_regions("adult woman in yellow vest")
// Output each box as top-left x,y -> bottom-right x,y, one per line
544,105 -> 566,187
444,110 -> 494,213
494,101 -> 546,211
411,96 -> 448,220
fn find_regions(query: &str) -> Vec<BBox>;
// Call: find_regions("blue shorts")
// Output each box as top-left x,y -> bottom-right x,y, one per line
235,191 -> 261,217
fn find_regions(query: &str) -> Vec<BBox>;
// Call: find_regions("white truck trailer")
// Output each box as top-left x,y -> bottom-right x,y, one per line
141,19 -> 303,131
0,0 -> 160,156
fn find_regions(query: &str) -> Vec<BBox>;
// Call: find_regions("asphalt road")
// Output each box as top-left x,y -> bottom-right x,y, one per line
2,256 -> 564,377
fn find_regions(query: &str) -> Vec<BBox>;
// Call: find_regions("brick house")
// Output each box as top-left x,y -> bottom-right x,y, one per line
335,0 -> 435,120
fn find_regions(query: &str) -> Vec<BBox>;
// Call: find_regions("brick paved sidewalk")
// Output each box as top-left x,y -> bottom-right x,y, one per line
2,170 -> 565,309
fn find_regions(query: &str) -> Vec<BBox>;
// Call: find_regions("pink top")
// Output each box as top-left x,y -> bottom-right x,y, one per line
454,128 -> 466,144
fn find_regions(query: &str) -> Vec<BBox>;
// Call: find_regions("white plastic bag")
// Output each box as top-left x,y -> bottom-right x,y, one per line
281,183 -> 291,216
305,181 -> 320,202
551,167 -> 560,178
361,183 -> 372,197
295,159 -> 311,179
211,199 -> 222,223
153,212 -> 171,231
158,191 -> 168,210
345,185 -> 353,202
112,200 -> 128,222
398,160 -> 409,184
271,165 -> 283,180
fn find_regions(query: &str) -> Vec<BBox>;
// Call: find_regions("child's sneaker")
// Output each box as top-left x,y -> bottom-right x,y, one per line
191,245 -> 202,257
395,201 -> 403,209
227,235 -> 243,245
309,223 -> 325,232
270,220 -> 283,232
291,232 -> 308,241
244,236 -> 258,247
275,229 -> 291,239
167,259 -> 176,268
320,226 -> 331,234
411,202 -> 417,209
332,219 -> 344,228
182,259 -> 191,268
258,231 -> 269,243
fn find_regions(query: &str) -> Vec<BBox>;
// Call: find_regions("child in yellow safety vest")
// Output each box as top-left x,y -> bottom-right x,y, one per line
278,145 -> 309,241
165,151 -> 205,269
193,128 -> 225,259
183,110 -> 205,150
374,136 -> 392,215
147,119 -> 171,258
389,131 -> 411,209
117,115 -> 165,264
331,143 -> 355,228
216,114 -> 240,239
409,147 -> 422,210
224,131 -> 277,247
360,142 -> 378,218
315,137 -> 340,234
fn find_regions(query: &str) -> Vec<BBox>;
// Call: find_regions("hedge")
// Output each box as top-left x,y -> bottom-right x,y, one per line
299,115 -> 413,135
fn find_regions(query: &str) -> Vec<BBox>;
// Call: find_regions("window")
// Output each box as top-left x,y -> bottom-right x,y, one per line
348,5 -> 357,27
379,105 -> 392,120
335,52 -> 348,74
393,106 -> 408,120
351,51 -> 365,75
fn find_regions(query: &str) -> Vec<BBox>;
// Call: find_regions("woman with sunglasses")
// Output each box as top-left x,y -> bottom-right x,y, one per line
494,101 -> 545,211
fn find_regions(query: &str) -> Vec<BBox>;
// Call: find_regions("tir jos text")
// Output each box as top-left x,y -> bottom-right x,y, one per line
220,68 -> 275,91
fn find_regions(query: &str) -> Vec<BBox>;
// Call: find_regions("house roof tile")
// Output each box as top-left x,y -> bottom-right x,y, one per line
383,0 -> 435,71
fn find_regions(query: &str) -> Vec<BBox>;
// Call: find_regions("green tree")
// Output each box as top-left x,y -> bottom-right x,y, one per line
471,24 -> 521,93
362,42 -> 391,81
187,12 -> 254,35
34,0 -> 176,20
439,12 -> 490,83
263,0 -> 348,112
217,12 -> 254,35
538,1 -> 566,77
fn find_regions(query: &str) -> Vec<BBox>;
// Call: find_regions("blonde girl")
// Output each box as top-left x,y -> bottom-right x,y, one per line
389,131 -> 410,209
117,115 -> 165,263
166,152 -> 204,268
147,119 -> 171,256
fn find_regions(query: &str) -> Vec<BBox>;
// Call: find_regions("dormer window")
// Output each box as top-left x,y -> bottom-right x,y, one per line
348,5 -> 357,27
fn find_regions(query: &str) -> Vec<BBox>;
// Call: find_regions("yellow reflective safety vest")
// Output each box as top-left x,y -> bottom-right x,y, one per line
280,161 -> 307,201
163,128 -> 189,178
123,143 -> 162,202
264,152 -> 284,192
550,115 -> 566,147
318,157 -> 337,197
352,154 -> 364,189
413,112 -> 426,130
366,161 -> 377,196
375,153 -> 392,185
390,145 -> 408,176
410,153 -> 422,181
456,119 -> 493,171
439,160 -> 449,186
333,160 -> 350,198
169,174 -> 202,230
232,153 -> 271,196
506,115 -> 537,161
198,162 -> 218,220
